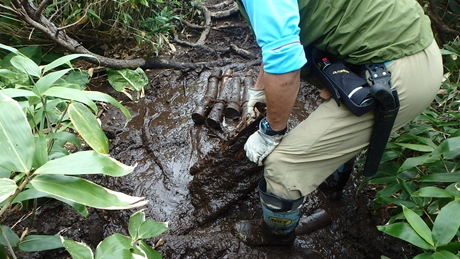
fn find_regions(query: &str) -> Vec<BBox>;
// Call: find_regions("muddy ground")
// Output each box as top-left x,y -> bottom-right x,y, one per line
5,1 -> 419,258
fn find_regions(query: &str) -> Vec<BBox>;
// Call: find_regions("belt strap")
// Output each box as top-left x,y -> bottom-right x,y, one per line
363,64 -> 400,177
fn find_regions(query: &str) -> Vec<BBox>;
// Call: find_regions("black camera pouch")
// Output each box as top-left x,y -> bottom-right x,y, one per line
312,53 -> 376,117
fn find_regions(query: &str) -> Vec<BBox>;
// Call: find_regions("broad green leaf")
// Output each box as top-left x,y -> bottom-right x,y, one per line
413,253 -> 434,259
84,91 -> 132,120
138,220 -> 168,239
4,185 -> 90,217
18,46 -> 42,65
0,43 -> 19,54
377,222 -> 433,250
10,55 -> 41,77
0,178 -> 16,203
402,206 -> 434,246
35,68 -> 72,94
94,233 -> 132,259
6,186 -> 48,204
63,70 -> 90,90
0,88 -> 39,98
107,67 -> 148,100
0,93 -> 34,172
43,54 -> 95,74
412,187 -> 454,199
138,241 -> 162,259
47,131 -> 81,148
34,150 -> 133,177
63,239 -> 94,259
43,87 -> 98,113
68,103 -> 108,154
33,135 -> 49,168
432,200 -> 460,247
129,211 -> 146,240
418,173 -> 460,183
30,175 -> 147,210
397,155 -> 431,173
438,242 -> 460,254
432,250 -> 458,259
0,225 -> 20,247
0,167 -> 10,178
0,246 -> 6,259
394,143 -> 434,152
18,235 -> 64,252
432,137 -> 460,157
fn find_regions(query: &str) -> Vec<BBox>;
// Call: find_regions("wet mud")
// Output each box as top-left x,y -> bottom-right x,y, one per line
7,1 -> 417,258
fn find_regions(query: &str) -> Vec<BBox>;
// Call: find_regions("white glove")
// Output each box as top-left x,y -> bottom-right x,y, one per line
244,129 -> 284,166
247,88 -> 266,118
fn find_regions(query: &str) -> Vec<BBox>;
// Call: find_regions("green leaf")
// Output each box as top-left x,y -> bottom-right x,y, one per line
432,200 -> 460,247
432,137 -> 460,157
94,233 -> 132,259
0,225 -> 20,247
412,187 -> 454,199
138,220 -> 168,239
63,239 -> 94,259
43,87 -> 98,113
68,102 -> 108,154
418,173 -> 460,183
10,55 -> 41,77
30,175 -> 147,210
138,240 -> 162,259
34,150 -> 133,177
394,143 -> 434,152
0,93 -> 34,173
35,68 -> 72,94
0,43 -> 19,54
413,253 -> 434,259
43,54 -> 95,74
18,235 -> 64,252
402,206 -> 434,246
33,135 -> 49,168
129,211 -> 146,240
84,91 -> 132,120
377,222 -> 433,250
0,88 -> 39,98
432,250 -> 458,259
47,131 -> 81,148
0,167 -> 10,178
397,155 -> 431,173
107,67 -> 148,96
0,178 -> 17,203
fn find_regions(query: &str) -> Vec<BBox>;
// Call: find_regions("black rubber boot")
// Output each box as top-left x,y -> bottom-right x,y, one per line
319,158 -> 355,200
234,179 -> 304,246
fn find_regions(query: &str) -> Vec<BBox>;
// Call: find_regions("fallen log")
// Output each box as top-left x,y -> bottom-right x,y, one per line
191,68 -> 222,124
206,69 -> 233,129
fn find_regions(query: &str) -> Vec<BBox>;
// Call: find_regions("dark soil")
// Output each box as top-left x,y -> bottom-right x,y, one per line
4,1 -> 417,258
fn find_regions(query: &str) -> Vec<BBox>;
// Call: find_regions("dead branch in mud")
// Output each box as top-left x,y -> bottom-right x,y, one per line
0,1 -> 255,70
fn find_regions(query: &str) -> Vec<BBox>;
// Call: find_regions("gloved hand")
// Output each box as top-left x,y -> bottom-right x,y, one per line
247,88 -> 266,118
244,125 -> 285,166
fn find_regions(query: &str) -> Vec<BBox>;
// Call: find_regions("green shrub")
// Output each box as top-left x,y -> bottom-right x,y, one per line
0,44 -> 166,259
362,41 -> 460,258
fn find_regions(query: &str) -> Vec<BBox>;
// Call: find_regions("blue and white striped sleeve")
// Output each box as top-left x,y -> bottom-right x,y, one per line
240,0 -> 307,74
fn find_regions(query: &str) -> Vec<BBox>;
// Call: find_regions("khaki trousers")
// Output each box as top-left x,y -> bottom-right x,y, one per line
264,40 -> 444,200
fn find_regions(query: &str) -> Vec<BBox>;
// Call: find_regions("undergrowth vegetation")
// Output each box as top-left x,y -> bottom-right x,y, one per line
358,40 -> 460,258
0,44 -> 167,259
